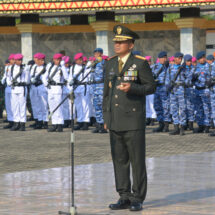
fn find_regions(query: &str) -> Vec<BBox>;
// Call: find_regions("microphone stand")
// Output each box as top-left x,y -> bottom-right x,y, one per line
57,65 -> 97,215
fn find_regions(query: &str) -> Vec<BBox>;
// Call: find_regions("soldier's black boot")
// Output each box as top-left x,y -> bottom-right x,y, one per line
30,119 -> 38,128
57,124 -> 63,132
163,121 -> 169,132
204,126 -> 210,133
43,121 -> 48,129
74,122 -> 83,130
99,124 -> 108,133
92,122 -> 100,133
153,121 -> 164,132
10,122 -> 20,131
80,122 -> 88,130
209,131 -> 215,136
180,125 -> 185,136
48,125 -> 57,132
150,118 -> 155,126
63,120 -> 70,128
169,124 -> 180,135
193,125 -> 205,133
146,118 -> 151,126
35,121 -> 43,129
19,123 -> 26,131
188,121 -> 193,130
3,121 -> 13,129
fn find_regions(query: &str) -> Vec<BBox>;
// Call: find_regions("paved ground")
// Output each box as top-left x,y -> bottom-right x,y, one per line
0,118 -> 215,215
0,152 -> 215,215
0,118 -> 215,174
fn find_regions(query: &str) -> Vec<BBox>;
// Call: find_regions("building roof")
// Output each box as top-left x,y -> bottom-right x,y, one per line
0,0 -> 214,14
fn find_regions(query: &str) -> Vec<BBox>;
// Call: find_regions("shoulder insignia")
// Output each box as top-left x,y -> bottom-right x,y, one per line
135,55 -> 146,60
107,55 -> 117,61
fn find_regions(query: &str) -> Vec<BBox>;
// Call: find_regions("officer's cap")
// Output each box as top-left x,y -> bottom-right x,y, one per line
206,54 -> 214,61
94,48 -> 103,54
184,54 -> 192,62
158,51 -> 167,58
113,25 -> 139,42
196,51 -> 206,60
174,52 -> 184,58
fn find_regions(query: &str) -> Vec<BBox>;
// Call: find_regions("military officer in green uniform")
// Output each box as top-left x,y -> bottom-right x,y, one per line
103,25 -> 156,211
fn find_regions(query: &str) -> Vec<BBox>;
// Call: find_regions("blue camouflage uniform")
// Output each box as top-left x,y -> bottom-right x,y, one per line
92,59 -> 105,124
209,62 -> 215,126
166,63 -> 186,126
153,62 -> 171,123
192,62 -> 211,127
184,65 -> 195,122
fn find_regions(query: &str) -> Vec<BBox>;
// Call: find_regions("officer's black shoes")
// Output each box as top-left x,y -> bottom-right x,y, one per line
80,122 -> 88,130
19,123 -> 25,131
130,201 -> 143,211
43,121 -> 48,129
89,117 -> 96,126
169,124 -> 180,135
74,122 -> 83,130
57,125 -> 63,132
180,126 -> 185,136
10,122 -> 20,131
48,125 -> 57,132
109,199 -> 130,210
99,124 -> 108,133
204,126 -> 210,133
150,119 -> 155,126
163,121 -> 169,132
153,121 -> 164,132
35,121 -> 43,129
3,121 -> 13,129
188,121 -> 194,130
193,125 -> 204,133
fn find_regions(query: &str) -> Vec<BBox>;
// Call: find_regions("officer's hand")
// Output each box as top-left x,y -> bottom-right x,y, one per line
117,82 -> 131,92
104,123 -> 107,130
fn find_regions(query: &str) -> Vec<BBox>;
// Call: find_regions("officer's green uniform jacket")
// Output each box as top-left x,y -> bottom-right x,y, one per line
103,53 -> 156,131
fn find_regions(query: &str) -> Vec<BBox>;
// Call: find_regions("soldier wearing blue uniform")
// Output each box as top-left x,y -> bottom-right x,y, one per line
192,51 -> 211,133
166,52 -> 186,135
206,55 -> 215,135
153,51 -> 171,132
184,54 -> 195,130
91,48 -> 107,133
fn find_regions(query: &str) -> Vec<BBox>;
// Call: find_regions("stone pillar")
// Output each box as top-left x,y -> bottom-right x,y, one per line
175,8 -> 206,56
175,18 -> 206,56
91,12 -> 117,56
16,14 -> 40,64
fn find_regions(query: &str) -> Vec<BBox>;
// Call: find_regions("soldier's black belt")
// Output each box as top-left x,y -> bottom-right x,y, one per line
196,86 -> 207,90
50,83 -> 65,86
156,83 -> 165,86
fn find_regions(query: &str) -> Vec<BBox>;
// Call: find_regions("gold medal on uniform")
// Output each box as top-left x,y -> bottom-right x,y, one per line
109,81 -> 112,88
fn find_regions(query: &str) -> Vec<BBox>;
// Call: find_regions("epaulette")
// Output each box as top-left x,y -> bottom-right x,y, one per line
107,55 -> 117,61
135,55 -> 146,60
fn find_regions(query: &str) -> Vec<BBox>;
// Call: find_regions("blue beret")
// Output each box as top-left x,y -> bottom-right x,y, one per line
158,51 -> 167,58
94,48 -> 103,54
206,54 -> 214,61
174,52 -> 184,58
132,50 -> 142,56
184,54 -> 192,62
196,51 -> 206,60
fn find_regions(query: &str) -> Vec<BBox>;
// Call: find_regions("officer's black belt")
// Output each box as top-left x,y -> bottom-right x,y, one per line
173,83 -> 185,87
